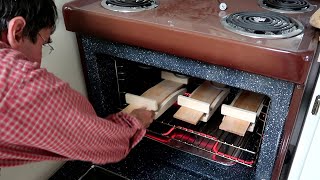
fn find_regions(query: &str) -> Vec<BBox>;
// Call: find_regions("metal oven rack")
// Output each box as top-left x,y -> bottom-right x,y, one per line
146,98 -> 269,167
114,59 -> 270,167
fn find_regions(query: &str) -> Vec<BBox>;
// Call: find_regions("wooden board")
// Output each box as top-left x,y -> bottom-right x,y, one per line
174,81 -> 223,124
142,80 -> 183,104
161,71 -> 189,84
125,93 -> 158,111
310,8 -> 320,29
173,106 -> 204,125
219,116 -> 250,136
233,91 -> 265,112
190,81 -> 222,103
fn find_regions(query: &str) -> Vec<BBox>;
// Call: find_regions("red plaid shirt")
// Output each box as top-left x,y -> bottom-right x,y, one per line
0,42 -> 146,167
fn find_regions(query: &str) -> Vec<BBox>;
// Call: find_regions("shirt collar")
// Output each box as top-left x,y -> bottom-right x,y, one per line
0,41 -> 10,49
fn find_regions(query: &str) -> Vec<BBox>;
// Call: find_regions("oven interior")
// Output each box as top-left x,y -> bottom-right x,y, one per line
96,54 -> 271,168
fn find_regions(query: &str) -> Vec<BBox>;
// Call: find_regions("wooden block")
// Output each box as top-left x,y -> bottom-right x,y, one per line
233,91 -> 265,111
201,88 -> 230,122
173,106 -> 204,125
125,93 -> 158,111
155,88 -> 187,119
221,105 -> 257,123
219,116 -> 250,136
161,71 -> 189,84
122,104 -> 137,114
177,95 -> 211,114
190,81 -> 222,103
142,80 -> 184,104
310,8 -> 320,29
221,91 -> 265,122
123,78 -> 186,119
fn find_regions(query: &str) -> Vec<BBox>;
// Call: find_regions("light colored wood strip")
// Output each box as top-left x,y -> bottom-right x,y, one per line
201,88 -> 230,122
161,71 -> 189,84
122,104 -> 137,114
154,88 -> 187,119
142,80 -> 183,103
125,93 -> 158,111
310,8 -> 320,29
233,91 -> 265,112
221,105 -> 257,123
219,116 -> 250,136
177,95 -> 211,114
173,106 -> 204,125
190,81 -> 221,103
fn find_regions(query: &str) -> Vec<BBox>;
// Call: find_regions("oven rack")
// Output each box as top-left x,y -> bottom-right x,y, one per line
114,60 -> 269,167
146,99 -> 270,167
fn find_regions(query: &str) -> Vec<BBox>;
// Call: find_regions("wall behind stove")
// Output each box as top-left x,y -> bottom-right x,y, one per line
0,0 -> 86,180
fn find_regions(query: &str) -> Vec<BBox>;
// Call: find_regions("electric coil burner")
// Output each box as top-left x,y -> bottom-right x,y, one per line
221,12 -> 304,39
258,0 -> 314,13
101,0 -> 158,12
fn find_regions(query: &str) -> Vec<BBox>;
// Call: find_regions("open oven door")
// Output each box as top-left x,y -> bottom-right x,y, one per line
288,66 -> 320,180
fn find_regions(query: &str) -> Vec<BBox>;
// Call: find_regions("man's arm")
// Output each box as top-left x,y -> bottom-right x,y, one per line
1,67 -> 152,165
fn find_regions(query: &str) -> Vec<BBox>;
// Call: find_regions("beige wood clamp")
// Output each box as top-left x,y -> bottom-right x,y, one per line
310,8 -> 320,62
173,81 -> 230,125
122,71 -> 188,119
219,90 -> 265,136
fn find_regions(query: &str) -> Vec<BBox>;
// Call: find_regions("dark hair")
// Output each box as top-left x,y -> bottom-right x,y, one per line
0,0 -> 58,43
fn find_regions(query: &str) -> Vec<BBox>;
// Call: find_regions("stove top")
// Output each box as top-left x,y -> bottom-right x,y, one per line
63,0 -> 320,83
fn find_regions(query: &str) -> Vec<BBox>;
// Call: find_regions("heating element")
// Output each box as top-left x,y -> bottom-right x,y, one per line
258,0 -> 314,13
101,0 -> 158,12
221,11 -> 304,39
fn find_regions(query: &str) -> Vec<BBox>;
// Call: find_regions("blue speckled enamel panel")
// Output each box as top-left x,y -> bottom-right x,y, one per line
80,35 -> 294,180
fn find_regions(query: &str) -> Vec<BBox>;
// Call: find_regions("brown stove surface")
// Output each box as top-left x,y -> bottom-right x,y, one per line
63,0 -> 320,84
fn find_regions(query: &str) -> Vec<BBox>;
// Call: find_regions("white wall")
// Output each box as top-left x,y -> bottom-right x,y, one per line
0,0 -> 86,180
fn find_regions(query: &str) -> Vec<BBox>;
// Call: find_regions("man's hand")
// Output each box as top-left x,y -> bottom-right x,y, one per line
130,108 -> 155,128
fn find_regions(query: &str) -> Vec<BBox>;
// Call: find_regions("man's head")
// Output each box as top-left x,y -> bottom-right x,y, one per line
0,0 -> 58,63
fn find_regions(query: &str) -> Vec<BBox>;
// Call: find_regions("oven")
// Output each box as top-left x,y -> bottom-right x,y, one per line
51,0 -> 320,179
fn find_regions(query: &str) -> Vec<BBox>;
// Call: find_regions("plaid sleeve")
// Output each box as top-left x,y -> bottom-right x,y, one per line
0,66 -> 146,167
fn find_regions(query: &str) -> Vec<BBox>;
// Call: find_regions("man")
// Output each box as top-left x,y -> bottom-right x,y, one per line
0,0 -> 154,167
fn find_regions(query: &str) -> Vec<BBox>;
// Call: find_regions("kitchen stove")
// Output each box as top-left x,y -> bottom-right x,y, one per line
258,0 -> 314,13
60,0 -> 320,179
101,0 -> 158,12
221,11 -> 304,39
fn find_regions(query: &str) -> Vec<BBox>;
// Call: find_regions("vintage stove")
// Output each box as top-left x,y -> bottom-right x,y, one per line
58,0 -> 320,180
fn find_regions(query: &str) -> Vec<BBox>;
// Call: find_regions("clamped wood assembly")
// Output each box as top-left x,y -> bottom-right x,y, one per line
122,71 -> 188,119
173,81 -> 230,125
219,90 -> 266,136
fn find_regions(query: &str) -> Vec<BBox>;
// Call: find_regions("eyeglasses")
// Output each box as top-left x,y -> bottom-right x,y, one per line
38,33 -> 54,56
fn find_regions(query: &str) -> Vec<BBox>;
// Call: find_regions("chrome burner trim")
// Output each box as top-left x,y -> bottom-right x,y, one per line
101,0 -> 158,13
258,0 -> 314,14
220,13 -> 304,39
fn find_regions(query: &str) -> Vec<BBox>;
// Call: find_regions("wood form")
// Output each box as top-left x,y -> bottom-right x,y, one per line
309,8 -> 320,63
219,90 -> 265,136
310,8 -> 320,29
122,71 -> 188,119
173,81 -> 230,125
